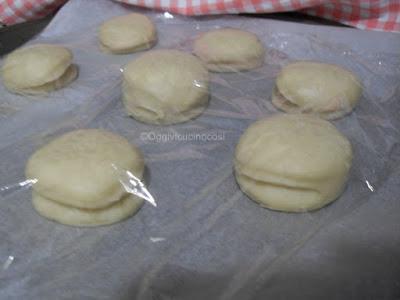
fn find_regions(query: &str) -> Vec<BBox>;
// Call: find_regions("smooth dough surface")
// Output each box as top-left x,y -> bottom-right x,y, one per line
26,129 -> 145,209
15,65 -> 78,95
33,192 -> 143,227
272,61 -> 362,119
99,13 -> 156,54
193,28 -> 265,72
122,49 -> 209,124
234,114 -> 353,212
1,44 -> 77,94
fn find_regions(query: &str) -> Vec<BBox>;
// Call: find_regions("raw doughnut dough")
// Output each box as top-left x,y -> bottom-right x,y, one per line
26,129 -> 146,226
193,28 -> 265,72
272,61 -> 362,120
32,192 -> 143,227
98,13 -> 157,54
234,114 -> 353,212
1,44 -> 78,95
122,49 -> 209,125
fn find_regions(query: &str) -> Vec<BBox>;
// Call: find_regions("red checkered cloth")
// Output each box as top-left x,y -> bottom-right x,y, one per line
0,0 -> 399,32
0,0 -> 67,25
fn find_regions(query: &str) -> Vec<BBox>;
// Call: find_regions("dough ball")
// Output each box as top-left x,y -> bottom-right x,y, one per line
234,114 -> 353,212
99,13 -> 157,54
32,192 -> 143,227
122,49 -> 209,125
1,44 -> 78,95
272,61 -> 362,120
193,28 -> 265,72
26,129 -> 145,210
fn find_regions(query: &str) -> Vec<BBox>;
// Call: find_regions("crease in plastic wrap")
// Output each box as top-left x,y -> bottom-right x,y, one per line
0,0 -> 400,299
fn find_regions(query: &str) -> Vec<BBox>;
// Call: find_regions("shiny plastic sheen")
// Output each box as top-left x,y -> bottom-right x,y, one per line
0,0 -> 399,299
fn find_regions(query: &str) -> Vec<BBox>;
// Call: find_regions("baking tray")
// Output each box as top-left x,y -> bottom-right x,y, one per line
0,0 -> 400,299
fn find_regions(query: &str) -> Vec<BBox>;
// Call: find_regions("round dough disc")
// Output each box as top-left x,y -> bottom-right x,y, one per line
33,192 -> 143,227
122,49 -> 209,125
234,114 -> 353,212
99,13 -> 157,54
193,28 -> 265,72
26,129 -> 145,209
272,61 -> 362,119
1,44 -> 76,93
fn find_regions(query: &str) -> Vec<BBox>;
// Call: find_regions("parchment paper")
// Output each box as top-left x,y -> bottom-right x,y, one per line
1,0 -> 400,299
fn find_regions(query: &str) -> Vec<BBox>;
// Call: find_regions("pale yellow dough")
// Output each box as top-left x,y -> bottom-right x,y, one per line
32,192 -> 143,227
122,49 -> 209,125
272,61 -> 362,120
26,129 -> 145,209
234,114 -> 353,212
193,28 -> 265,72
99,13 -> 157,54
26,129 -> 146,226
1,44 -> 77,94
16,65 -> 78,95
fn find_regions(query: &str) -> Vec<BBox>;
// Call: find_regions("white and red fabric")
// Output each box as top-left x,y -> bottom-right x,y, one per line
0,0 -> 399,32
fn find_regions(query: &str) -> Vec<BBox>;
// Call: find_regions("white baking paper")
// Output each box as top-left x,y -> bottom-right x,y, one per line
0,0 -> 399,299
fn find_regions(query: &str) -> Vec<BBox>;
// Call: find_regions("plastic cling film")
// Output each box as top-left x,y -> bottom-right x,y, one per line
111,164 -> 157,207
121,49 -> 210,125
14,128 -> 155,227
1,44 -> 78,95
0,0 -> 399,299
271,61 -> 363,120
0,171 -> 156,209
0,179 -> 38,198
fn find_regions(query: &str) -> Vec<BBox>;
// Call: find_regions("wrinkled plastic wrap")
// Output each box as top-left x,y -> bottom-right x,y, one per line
1,0 -> 400,299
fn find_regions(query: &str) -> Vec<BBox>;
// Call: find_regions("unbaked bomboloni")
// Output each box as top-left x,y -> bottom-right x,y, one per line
25,129 -> 146,226
272,61 -> 362,119
98,13 -> 157,54
1,44 -> 78,95
193,28 -> 265,72
122,49 -> 209,125
234,114 -> 353,212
